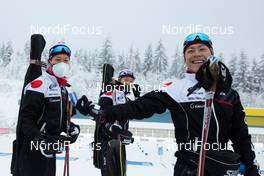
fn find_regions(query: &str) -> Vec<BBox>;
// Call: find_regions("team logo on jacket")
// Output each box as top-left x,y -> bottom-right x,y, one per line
49,84 -> 57,90
115,91 -> 126,104
31,80 -> 43,88
190,103 -> 204,109
49,98 -> 60,103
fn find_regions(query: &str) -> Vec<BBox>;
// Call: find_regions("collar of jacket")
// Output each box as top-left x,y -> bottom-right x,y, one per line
184,72 -> 197,83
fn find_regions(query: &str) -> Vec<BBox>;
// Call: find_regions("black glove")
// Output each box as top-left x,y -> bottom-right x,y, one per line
216,61 -> 232,93
32,134 -> 70,158
195,56 -> 232,93
76,95 -> 109,123
107,124 -> 134,145
195,56 -> 217,91
68,123 -> 80,143
119,129 -> 134,145
76,95 -> 93,115
244,165 -> 260,176
30,34 -> 46,60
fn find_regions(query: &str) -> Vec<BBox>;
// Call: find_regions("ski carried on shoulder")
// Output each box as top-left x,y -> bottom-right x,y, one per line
11,34 -> 46,175
101,63 -> 115,95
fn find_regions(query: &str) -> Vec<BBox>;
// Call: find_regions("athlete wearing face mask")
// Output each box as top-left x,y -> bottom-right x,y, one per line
11,41 -> 80,176
51,61 -> 70,78
47,43 -> 71,86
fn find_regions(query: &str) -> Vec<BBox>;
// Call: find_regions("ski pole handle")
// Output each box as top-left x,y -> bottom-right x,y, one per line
208,56 -> 220,92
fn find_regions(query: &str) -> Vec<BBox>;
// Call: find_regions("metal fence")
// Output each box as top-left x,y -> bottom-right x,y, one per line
79,124 -> 264,144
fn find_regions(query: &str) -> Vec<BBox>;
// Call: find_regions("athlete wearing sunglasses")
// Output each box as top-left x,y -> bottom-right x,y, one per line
77,33 -> 260,176
183,33 -> 214,73
47,44 -> 71,82
11,37 -> 80,176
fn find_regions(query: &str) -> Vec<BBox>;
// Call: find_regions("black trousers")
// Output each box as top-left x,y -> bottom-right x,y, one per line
174,161 -> 210,176
18,140 -> 56,176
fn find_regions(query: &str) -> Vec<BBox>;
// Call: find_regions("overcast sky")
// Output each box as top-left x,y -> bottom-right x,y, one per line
0,0 -> 263,61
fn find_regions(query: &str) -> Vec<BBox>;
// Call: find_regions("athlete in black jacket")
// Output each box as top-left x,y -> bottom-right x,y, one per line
11,38 -> 80,176
77,33 -> 260,176
94,69 -> 135,176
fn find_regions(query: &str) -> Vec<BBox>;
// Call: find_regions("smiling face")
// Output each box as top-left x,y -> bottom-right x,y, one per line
184,43 -> 212,73
120,76 -> 135,85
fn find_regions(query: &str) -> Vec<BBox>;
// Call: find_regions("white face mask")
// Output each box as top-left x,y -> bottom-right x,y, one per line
52,62 -> 70,78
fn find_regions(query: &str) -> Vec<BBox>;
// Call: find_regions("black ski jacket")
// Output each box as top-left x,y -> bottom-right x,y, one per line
105,73 -> 257,171
11,71 -> 75,176
19,71 -> 71,139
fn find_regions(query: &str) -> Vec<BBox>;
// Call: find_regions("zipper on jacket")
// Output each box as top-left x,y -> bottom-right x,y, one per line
37,104 -> 45,125
59,89 -> 63,132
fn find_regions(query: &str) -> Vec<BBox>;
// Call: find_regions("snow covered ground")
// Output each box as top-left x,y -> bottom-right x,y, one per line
0,132 -> 263,176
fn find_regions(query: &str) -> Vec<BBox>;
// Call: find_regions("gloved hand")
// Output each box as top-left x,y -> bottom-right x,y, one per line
244,164 -> 260,176
215,61 -> 233,94
76,95 -> 111,124
110,123 -> 122,137
32,134 -> 70,158
119,130 -> 134,145
76,95 -> 93,115
195,56 -> 219,91
30,34 -> 46,60
68,123 -> 80,143
76,95 -> 107,122
195,56 -> 232,93
109,124 -> 134,145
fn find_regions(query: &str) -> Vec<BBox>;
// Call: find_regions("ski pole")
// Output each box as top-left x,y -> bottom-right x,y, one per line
196,56 -> 219,176
63,100 -> 72,176
196,91 -> 214,176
